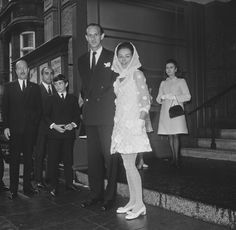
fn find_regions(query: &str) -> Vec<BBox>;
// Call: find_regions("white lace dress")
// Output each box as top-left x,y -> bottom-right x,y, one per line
110,70 -> 152,154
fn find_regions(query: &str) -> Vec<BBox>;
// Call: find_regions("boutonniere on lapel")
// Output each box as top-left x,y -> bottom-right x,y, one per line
104,62 -> 111,68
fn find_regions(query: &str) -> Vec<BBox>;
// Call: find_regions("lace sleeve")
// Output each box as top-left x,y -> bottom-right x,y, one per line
133,70 -> 151,113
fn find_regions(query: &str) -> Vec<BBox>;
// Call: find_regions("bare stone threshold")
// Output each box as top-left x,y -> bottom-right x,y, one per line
75,171 -> 236,229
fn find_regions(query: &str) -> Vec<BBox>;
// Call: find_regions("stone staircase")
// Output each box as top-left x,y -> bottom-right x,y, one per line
76,129 -> 236,229
181,129 -> 236,162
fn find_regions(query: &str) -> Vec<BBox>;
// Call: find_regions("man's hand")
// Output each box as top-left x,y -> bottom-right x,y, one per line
53,124 -> 65,133
4,128 -> 10,140
78,93 -> 84,107
65,123 -> 73,131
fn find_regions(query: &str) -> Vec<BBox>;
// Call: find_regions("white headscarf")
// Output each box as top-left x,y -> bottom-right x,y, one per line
111,42 -> 142,79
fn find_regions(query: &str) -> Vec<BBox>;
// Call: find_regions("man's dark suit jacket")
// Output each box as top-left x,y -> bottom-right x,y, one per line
37,83 -> 56,136
2,80 -> 42,136
44,93 -> 80,139
78,48 -> 116,126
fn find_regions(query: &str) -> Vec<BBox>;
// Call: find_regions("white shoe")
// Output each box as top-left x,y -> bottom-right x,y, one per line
125,206 -> 146,220
116,205 -> 135,214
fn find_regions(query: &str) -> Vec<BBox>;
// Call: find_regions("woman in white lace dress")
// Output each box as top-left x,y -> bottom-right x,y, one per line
111,42 -> 152,220
156,59 -> 191,167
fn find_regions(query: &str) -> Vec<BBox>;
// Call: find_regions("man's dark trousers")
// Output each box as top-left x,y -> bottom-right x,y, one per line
9,133 -> 35,193
86,126 -> 118,202
0,149 -> 5,186
47,139 -> 74,189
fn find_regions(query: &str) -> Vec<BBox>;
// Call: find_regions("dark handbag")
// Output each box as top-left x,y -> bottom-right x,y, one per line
169,98 -> 185,118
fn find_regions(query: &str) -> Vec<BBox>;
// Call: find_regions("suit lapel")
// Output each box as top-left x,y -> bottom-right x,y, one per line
94,49 -> 107,70
23,80 -> 31,99
88,49 -> 108,93
41,83 -> 56,96
52,85 -> 57,95
85,52 -> 94,93
40,83 -> 48,96
85,52 -> 91,79
55,92 -> 66,102
14,80 -> 22,95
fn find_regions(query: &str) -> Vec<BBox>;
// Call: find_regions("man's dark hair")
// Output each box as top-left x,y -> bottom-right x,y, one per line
53,74 -> 68,83
86,23 -> 104,35
41,66 -> 54,76
15,59 -> 27,68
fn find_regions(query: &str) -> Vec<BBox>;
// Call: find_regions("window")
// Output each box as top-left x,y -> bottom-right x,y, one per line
9,42 -> 12,82
20,31 -> 35,57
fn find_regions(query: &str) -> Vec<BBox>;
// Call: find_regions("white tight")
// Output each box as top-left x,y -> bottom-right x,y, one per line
121,153 -> 144,212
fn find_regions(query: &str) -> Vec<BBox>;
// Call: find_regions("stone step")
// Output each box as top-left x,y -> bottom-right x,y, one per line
220,129 -> 236,139
181,147 -> 236,162
197,128 -> 236,139
75,170 -> 236,229
198,138 -> 236,151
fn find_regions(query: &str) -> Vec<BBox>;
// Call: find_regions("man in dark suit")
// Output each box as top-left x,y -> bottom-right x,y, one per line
78,23 -> 118,211
2,59 -> 42,199
44,74 -> 80,197
34,66 -> 55,189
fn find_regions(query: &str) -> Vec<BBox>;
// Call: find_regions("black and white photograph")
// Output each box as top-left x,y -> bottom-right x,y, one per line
0,0 -> 235,229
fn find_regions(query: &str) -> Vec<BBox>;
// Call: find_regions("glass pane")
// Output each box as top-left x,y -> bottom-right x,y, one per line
22,33 -> 34,47
21,49 -> 33,57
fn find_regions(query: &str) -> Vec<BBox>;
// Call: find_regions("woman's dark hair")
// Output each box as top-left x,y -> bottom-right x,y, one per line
165,58 -> 178,70
116,42 -> 134,56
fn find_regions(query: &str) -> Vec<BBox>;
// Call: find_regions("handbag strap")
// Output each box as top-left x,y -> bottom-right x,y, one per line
170,96 -> 179,107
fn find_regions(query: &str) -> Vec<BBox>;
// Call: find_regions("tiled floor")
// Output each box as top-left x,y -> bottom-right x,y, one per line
1,155 -> 235,230
0,185 -> 230,230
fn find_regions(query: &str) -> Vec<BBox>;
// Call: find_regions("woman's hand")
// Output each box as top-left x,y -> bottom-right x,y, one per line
134,119 -> 145,135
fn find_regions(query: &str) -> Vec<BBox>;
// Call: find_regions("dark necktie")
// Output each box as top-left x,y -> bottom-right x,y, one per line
61,93 -> 64,100
91,51 -> 97,71
48,85 -> 52,95
22,80 -> 26,92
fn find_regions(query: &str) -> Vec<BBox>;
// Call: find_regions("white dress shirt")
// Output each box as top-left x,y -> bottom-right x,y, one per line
18,79 -> 27,91
90,46 -> 103,68
42,82 -> 52,94
58,92 -> 66,99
